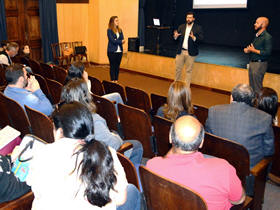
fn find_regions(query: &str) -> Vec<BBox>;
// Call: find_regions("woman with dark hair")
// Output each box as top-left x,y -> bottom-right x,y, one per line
157,81 -> 194,121
257,87 -> 278,125
26,102 -> 141,210
107,16 -> 125,82
61,78 -> 143,166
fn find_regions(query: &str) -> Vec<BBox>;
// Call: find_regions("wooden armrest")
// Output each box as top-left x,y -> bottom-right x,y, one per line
118,142 -> 133,154
250,157 -> 272,177
112,100 -> 116,104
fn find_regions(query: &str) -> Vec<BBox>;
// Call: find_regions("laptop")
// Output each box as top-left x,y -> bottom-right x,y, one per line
153,18 -> 160,26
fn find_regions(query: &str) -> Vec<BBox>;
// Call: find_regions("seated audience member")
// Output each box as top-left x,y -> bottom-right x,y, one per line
146,116 -> 245,210
65,61 -> 124,112
60,78 -> 143,166
205,84 -> 274,168
0,42 -> 19,66
157,81 -> 194,121
4,64 -> 53,116
26,102 -> 141,210
257,87 -> 278,125
0,155 -> 31,204
0,40 -> 8,53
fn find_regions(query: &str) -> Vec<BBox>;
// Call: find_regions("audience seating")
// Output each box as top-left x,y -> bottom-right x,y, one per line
193,104 -> 208,126
25,105 -> 54,143
117,152 -> 141,191
0,92 -> 11,128
39,62 -> 55,80
125,86 -> 152,114
269,125 -> 280,183
0,191 -> 34,210
45,78 -> 63,104
0,64 -> 8,87
1,92 -> 31,137
91,94 -> 119,132
33,73 -> 53,103
53,65 -> 67,84
118,103 -> 155,158
152,115 -> 172,156
200,132 -> 271,210
88,76 -> 104,96
102,80 -> 126,102
51,43 -> 69,67
28,58 -> 42,75
150,93 -> 167,116
139,166 -> 207,210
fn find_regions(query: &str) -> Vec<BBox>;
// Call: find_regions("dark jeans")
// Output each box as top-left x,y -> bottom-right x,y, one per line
249,61 -> 268,93
107,52 -> 123,81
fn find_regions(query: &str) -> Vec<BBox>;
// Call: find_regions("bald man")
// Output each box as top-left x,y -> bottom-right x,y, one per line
146,116 -> 245,210
244,17 -> 272,93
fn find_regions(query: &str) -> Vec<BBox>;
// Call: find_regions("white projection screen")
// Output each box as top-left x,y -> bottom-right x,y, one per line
193,0 -> 248,9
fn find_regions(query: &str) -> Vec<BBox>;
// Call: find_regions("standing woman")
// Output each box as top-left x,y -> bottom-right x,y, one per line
107,16 -> 125,82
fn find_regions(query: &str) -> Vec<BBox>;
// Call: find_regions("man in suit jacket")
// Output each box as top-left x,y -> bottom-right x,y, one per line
205,84 -> 274,168
174,11 -> 203,87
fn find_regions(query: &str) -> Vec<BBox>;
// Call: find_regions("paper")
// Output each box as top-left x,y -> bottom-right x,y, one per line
0,126 -> 21,149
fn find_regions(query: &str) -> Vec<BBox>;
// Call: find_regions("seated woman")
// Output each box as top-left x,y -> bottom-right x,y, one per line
60,78 -> 143,166
157,81 -> 194,121
257,87 -> 278,125
26,102 -> 141,210
65,61 -> 124,113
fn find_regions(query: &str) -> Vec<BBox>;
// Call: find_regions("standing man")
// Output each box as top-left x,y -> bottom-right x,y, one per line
174,11 -> 203,87
244,17 -> 272,94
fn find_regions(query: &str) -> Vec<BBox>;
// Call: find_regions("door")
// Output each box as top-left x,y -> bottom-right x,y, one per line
4,0 -> 42,60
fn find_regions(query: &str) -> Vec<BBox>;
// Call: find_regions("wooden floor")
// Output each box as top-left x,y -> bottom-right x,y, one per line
86,64 -> 230,108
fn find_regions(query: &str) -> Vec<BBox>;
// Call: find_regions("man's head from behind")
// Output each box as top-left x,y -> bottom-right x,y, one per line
6,42 -> 19,57
231,84 -> 255,106
170,116 -> 204,153
5,64 -> 28,88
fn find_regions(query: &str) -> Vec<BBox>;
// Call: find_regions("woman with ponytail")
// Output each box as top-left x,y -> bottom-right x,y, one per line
26,102 -> 141,210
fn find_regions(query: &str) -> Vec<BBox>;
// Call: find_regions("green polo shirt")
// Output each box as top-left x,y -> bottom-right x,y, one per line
250,30 -> 272,61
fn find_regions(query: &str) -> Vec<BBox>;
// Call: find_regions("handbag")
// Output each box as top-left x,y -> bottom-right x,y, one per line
75,46 -> 87,54
12,134 -> 47,182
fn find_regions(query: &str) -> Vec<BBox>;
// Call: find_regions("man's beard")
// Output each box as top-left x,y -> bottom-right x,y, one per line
187,21 -> 193,25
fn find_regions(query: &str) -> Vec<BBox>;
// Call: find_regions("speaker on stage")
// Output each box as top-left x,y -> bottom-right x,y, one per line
128,37 -> 139,52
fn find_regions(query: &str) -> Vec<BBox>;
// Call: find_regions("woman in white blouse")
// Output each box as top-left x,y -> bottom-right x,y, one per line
27,102 -> 141,210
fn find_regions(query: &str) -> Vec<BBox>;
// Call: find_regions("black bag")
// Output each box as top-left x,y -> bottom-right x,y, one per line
75,46 -> 87,54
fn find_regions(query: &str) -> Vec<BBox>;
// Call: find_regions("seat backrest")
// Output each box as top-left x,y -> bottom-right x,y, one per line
271,125 -> 280,177
28,58 -> 42,75
193,104 -> 208,126
200,132 -> 250,186
102,80 -> 126,102
33,73 -> 52,103
150,93 -> 167,116
0,191 -> 34,210
91,94 -> 118,131
88,76 -> 104,96
1,93 -> 31,137
25,105 -> 54,143
53,65 -> 67,84
0,64 -> 8,86
40,62 -> 55,80
0,92 -> 11,128
139,166 -> 207,210
118,103 -> 154,158
152,115 -> 172,156
45,78 -> 63,104
125,86 -> 151,114
117,152 -> 141,190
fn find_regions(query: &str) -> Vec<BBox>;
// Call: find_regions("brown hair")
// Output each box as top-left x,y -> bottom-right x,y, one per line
6,42 -> 19,51
163,81 -> 193,121
108,16 -> 122,33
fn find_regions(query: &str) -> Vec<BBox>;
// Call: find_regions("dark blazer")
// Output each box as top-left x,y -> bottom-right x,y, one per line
107,29 -> 124,53
176,23 -> 203,56
205,102 -> 274,168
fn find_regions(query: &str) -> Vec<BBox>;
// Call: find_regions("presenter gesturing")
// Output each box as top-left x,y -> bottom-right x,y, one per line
174,12 -> 203,87
244,17 -> 272,93
107,16 -> 125,82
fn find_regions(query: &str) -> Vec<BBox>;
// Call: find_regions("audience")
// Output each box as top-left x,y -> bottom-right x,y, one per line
147,116 -> 245,210
0,42 -> 19,66
205,84 -> 274,168
157,81 -> 194,121
0,155 -> 31,204
257,87 -> 278,125
4,64 -> 53,116
60,78 -> 143,166
26,102 -> 141,210
0,40 -> 8,53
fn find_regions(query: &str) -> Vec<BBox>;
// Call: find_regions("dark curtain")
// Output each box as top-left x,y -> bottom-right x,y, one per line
0,0 -> 7,41
39,0 -> 59,63
138,0 -> 146,47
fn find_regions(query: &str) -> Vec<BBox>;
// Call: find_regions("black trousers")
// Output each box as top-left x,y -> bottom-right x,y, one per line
107,52 -> 123,81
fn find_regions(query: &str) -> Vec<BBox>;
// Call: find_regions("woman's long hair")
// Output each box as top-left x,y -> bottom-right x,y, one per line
61,78 -> 96,113
257,87 -> 278,120
108,16 -> 122,33
52,102 -> 116,207
65,61 -> 85,84
163,81 -> 193,121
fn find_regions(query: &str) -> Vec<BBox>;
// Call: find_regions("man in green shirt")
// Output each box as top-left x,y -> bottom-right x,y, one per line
244,17 -> 272,93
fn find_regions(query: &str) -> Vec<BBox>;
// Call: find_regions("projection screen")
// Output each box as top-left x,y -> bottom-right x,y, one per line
193,0 -> 248,9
